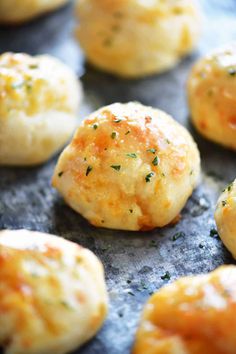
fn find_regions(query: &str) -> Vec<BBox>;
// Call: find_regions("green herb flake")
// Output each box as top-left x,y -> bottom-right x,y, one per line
126,153 -> 137,158
161,271 -> 171,281
152,156 -> 159,166
31,272 -> 40,278
127,279 -> 132,284
210,228 -> 219,238
111,132 -> 117,139
128,291 -> 135,296
58,171 -> 64,177
114,118 -> 122,123
11,81 -> 25,89
129,209 -> 133,213
199,243 -> 204,249
228,67 -> 236,76
222,200 -> 227,207
227,182 -> 233,192
111,165 -> 121,171
149,240 -> 158,248
26,83 -> 32,92
141,280 -> 148,290
118,311 -> 123,317
145,172 -> 154,183
172,231 -> 185,241
93,123 -> 98,130
125,131 -> 130,135
60,300 -> 71,309
86,166 -> 93,176
147,148 -> 156,154
29,64 -> 38,69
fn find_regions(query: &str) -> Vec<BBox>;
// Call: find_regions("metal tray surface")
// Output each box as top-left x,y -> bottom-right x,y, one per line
1,1 -> 236,353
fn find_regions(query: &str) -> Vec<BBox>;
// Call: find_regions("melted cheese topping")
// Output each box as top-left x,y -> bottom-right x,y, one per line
133,266 -> 236,354
53,102 -> 200,231
0,230 -> 108,354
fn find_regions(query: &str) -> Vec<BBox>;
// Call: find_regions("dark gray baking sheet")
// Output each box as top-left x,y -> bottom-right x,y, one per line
1,1 -> 236,353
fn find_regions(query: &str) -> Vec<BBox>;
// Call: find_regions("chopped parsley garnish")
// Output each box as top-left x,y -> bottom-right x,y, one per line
127,279 -> 132,284
166,139 -> 171,144
161,271 -> 171,281
152,156 -> 159,166
58,171 -> 64,177
126,153 -> 137,158
227,182 -> 233,192
222,200 -> 227,207
93,123 -> 98,130
129,209 -> 133,213
228,67 -> 236,76
114,118 -> 122,123
60,300 -> 71,309
140,280 -> 148,290
111,131 -> 117,139
149,240 -> 158,248
210,228 -> 219,238
172,231 -> 185,241
199,243 -> 204,249
125,131 -> 130,135
86,166 -> 93,176
145,172 -> 154,183
11,81 -> 25,89
29,64 -> 38,69
111,165 -> 121,171
147,148 -> 156,154
128,291 -> 135,296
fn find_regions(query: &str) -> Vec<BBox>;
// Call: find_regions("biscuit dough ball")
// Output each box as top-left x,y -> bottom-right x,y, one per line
0,52 -> 82,166
52,102 -> 200,231
75,0 -> 200,78
0,229 -> 108,354
215,179 -> 236,259
0,0 -> 69,24
188,44 -> 236,150
133,266 -> 236,354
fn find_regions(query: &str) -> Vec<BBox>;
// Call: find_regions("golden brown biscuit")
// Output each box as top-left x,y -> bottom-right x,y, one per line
133,266 -> 236,354
0,0 -> 70,24
188,43 -> 236,150
52,102 -> 200,231
75,0 -> 200,78
0,52 -> 82,166
0,229 -> 108,354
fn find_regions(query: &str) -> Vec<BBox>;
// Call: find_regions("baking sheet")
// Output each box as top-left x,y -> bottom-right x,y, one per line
0,1 -> 236,353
